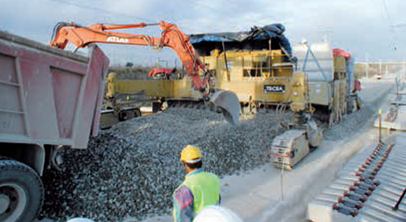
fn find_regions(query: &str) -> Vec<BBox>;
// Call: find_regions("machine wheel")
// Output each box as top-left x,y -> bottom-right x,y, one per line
347,99 -> 354,114
241,103 -> 256,115
160,102 -> 169,111
347,96 -> 359,114
328,112 -> 335,128
134,108 -> 142,117
250,103 -> 258,114
118,111 -> 131,121
356,97 -> 361,110
152,102 -> 163,113
239,103 -> 245,115
0,159 -> 44,222
241,105 -> 249,115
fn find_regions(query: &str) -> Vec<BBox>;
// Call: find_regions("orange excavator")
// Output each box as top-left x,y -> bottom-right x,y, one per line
49,21 -> 239,124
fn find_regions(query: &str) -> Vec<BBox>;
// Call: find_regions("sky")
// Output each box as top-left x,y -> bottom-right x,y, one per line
1,0 -> 405,66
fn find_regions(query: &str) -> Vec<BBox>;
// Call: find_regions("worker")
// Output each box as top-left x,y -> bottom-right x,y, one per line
173,145 -> 220,222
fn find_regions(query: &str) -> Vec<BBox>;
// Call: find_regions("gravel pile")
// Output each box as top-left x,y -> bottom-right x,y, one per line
324,106 -> 376,141
39,102 -> 376,221
40,108 -> 291,221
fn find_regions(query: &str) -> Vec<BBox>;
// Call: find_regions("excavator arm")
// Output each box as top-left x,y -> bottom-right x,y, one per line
50,21 -> 208,93
49,21 -> 239,124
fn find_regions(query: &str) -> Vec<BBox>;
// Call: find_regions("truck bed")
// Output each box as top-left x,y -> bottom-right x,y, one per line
0,30 -> 109,148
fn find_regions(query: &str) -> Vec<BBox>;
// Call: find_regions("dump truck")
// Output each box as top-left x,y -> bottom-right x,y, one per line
0,30 -> 109,221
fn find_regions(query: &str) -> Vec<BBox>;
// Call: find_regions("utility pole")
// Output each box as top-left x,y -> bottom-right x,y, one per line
318,28 -> 333,43
392,23 -> 406,28
401,62 -> 406,81
365,53 -> 369,79
404,62 -> 406,77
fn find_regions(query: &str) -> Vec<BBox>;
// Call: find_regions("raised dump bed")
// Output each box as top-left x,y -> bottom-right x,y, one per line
0,30 -> 109,221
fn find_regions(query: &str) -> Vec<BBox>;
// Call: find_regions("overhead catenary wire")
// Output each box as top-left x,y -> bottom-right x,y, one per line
380,0 -> 398,51
35,0 -> 155,23
38,0 -> 282,38
35,0 -> 290,66
171,0 -> 277,32
392,24 -> 406,28
38,0 -> 206,33
381,0 -> 394,26
172,0 -> 218,11
33,0 -> 208,35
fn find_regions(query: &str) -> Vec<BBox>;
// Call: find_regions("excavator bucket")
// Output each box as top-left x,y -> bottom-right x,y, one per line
209,89 -> 240,124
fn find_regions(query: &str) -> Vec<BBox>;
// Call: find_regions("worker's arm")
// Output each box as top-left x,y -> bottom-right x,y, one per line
173,185 -> 194,222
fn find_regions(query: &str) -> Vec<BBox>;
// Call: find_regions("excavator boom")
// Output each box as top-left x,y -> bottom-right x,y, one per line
49,21 -> 239,124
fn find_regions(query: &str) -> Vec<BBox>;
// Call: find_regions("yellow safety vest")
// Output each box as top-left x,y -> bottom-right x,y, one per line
181,170 -> 220,213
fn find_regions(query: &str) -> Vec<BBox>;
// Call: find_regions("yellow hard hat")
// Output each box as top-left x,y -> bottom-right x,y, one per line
180,145 -> 202,163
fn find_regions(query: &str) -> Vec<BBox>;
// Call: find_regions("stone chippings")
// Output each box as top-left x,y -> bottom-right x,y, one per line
323,105 -> 375,141
39,104 -> 373,221
40,108 -> 291,221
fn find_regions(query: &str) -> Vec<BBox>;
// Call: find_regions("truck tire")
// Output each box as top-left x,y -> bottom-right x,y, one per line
0,159 -> 44,222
